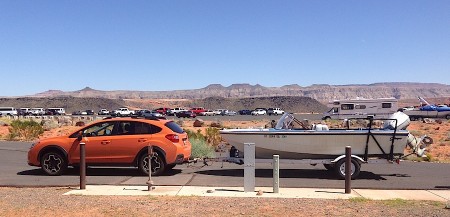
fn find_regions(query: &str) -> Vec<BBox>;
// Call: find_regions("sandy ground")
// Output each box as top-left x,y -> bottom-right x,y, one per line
0,187 -> 448,217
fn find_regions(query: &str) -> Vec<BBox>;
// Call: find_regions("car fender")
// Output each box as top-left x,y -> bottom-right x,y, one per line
134,144 -> 168,166
38,145 -> 69,165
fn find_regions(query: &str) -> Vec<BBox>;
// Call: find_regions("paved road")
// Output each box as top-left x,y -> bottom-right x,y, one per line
1,141 -> 449,189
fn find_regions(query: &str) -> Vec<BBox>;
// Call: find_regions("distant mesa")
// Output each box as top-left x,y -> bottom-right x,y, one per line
79,87 -> 97,91
24,82 -> 450,102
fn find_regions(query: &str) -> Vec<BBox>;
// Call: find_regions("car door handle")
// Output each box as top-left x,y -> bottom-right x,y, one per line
101,140 -> 111,145
138,139 -> 148,143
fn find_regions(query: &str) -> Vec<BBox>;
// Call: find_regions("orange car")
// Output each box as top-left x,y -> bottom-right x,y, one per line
28,116 -> 191,176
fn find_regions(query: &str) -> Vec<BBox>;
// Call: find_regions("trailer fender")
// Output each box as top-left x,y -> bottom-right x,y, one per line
331,155 -> 365,164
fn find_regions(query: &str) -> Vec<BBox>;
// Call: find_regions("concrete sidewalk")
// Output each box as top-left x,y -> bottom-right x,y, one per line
64,185 -> 450,202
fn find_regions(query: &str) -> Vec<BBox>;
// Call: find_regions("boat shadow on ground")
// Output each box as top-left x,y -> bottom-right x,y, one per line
17,168 -> 183,177
195,169 -> 387,180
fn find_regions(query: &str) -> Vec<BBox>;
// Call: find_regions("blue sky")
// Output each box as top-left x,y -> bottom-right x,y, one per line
1,1 -> 449,96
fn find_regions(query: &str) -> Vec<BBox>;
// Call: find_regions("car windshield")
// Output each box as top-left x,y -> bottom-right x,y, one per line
165,121 -> 184,133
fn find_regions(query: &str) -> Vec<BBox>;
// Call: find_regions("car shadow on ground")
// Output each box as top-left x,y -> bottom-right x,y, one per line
17,167 -> 183,177
195,168 -> 388,180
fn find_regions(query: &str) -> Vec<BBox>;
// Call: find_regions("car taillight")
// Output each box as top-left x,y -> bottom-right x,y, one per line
165,134 -> 179,143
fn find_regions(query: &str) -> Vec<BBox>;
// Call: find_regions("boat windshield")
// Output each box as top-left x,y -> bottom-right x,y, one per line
275,113 -> 295,129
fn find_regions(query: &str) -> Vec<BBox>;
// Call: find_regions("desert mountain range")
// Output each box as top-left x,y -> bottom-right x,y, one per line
32,82 -> 450,102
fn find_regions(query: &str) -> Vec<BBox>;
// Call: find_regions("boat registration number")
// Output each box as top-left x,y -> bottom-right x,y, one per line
264,135 -> 287,138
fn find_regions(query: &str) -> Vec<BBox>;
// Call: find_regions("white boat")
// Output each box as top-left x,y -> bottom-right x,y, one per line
220,113 -> 429,161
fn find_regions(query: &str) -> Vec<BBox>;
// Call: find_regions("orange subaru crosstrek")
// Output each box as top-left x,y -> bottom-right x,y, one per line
28,116 -> 191,176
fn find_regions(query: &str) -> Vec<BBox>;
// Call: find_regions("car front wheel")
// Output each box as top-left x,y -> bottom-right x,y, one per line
138,151 -> 166,176
41,152 -> 67,176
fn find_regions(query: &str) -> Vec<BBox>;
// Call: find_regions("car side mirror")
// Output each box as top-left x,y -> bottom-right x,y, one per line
77,131 -> 83,141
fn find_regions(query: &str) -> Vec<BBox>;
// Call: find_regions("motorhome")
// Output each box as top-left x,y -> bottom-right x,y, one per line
0,107 -> 18,116
322,98 -> 398,120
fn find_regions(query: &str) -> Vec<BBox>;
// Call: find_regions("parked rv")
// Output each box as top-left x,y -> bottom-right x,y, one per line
0,107 -> 18,116
322,98 -> 398,120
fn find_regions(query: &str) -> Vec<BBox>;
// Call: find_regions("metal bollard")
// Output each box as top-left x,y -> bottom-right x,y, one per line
244,143 -> 255,193
345,146 -> 351,194
80,142 -> 86,190
273,155 -> 279,193
146,145 -> 155,191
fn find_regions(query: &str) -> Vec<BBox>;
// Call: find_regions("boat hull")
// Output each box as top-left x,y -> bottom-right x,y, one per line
220,129 -> 409,159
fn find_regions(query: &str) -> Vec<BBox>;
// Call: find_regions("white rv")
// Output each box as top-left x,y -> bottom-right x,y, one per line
322,98 -> 398,120
0,107 -> 18,116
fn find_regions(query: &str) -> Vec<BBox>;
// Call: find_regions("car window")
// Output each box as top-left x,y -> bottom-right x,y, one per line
116,121 -> 136,135
165,121 -> 184,133
134,122 -> 162,134
83,122 -> 115,137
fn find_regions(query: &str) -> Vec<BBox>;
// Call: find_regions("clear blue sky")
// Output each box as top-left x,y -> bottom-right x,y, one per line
1,1 -> 449,96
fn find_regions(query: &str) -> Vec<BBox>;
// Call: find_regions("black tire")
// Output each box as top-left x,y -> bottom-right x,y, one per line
138,151 -> 166,176
323,164 -> 334,171
446,115 -> 450,120
334,158 -> 361,179
40,152 -> 67,176
166,164 -> 176,170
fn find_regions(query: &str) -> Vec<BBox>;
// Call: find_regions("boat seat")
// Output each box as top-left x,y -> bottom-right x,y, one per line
312,124 -> 329,131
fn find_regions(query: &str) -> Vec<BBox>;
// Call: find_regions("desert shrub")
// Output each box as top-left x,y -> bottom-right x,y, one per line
42,120 -> 59,131
7,119 -> 44,141
185,129 -> 205,140
176,120 -> 184,127
205,127 -> 222,147
190,138 -> 215,158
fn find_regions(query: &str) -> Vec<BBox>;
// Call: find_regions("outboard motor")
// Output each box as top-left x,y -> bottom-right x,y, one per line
383,112 -> 433,157
383,111 -> 410,130
407,134 -> 433,157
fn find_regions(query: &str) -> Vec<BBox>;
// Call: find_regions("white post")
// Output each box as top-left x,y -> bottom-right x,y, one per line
244,143 -> 255,192
273,155 -> 279,193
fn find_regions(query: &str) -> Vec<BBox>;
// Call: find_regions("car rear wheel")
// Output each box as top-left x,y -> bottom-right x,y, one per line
138,151 -> 166,176
41,152 -> 67,176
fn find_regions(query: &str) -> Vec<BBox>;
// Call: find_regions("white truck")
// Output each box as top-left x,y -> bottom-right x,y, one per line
113,107 -> 134,116
322,98 -> 398,120
267,108 -> 285,116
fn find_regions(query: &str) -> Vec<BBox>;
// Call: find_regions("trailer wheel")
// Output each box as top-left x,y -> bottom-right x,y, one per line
334,158 -> 361,179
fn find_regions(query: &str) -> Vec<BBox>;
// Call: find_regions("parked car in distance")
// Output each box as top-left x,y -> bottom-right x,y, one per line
30,108 -> 45,116
221,110 -> 237,116
72,111 -> 82,115
27,116 -> 191,176
17,108 -> 31,116
140,110 -> 164,118
113,107 -> 134,116
238,109 -> 252,115
251,108 -> 267,116
47,108 -> 66,115
213,109 -> 227,116
199,110 -> 216,116
190,107 -> 206,115
98,109 -> 110,115
167,107 -> 188,116
85,110 -> 95,115
176,110 -> 197,118
155,107 -> 171,115
267,108 -> 284,116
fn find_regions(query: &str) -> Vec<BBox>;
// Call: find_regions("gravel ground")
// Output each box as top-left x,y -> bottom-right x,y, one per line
0,187 -> 448,216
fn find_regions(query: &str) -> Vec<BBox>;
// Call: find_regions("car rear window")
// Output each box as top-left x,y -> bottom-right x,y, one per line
165,121 -> 184,133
